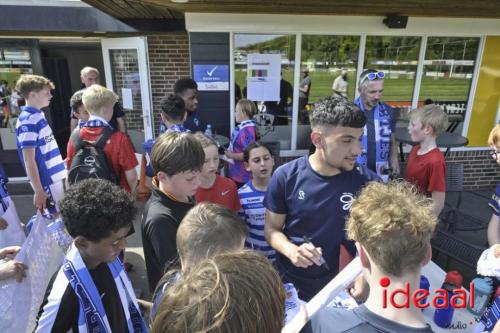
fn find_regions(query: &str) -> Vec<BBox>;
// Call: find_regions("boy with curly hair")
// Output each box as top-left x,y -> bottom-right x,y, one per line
307,181 -> 437,333
35,179 -> 147,332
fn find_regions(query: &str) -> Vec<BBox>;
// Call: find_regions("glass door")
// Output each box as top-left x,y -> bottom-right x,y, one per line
101,37 -> 153,141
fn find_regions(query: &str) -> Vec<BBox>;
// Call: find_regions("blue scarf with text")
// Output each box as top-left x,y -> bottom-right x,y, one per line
355,97 -> 392,182
62,245 -> 148,333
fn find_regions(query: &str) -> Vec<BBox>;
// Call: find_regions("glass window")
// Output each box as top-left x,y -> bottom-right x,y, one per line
299,35 -> 360,148
109,49 -> 143,131
1,47 -> 32,137
234,34 -> 295,150
0,47 -> 33,178
364,36 -> 421,111
0,48 -> 32,117
419,37 -> 479,132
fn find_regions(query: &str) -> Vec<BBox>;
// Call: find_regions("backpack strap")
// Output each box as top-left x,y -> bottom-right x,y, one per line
94,127 -> 113,149
70,128 -> 85,151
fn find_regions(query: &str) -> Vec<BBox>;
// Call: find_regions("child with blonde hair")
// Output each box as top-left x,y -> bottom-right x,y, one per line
307,181 -> 437,332
225,98 -> 257,187
149,202 -> 248,321
193,132 -> 240,212
404,104 -> 448,217
66,84 -> 138,193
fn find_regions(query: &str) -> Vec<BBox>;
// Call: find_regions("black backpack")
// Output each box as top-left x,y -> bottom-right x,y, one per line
68,127 -> 118,185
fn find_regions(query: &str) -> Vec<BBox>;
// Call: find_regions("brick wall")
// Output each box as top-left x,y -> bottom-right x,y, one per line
122,33 -> 191,132
147,33 -> 190,136
446,150 -> 500,189
277,150 -> 500,190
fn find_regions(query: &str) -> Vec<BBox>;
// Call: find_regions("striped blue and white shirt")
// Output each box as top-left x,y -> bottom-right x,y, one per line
0,162 -> 9,214
238,181 -> 276,261
16,106 -> 66,189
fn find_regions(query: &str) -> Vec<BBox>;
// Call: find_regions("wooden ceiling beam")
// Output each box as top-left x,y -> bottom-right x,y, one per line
141,0 -> 500,18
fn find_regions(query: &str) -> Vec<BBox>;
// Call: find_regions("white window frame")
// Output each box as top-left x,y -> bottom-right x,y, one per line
187,14 -> 494,155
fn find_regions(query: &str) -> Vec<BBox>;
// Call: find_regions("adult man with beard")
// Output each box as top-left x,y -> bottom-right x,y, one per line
355,69 -> 399,182
264,95 -> 370,301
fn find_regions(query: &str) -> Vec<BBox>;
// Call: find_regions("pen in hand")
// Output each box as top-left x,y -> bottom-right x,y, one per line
302,236 -> 330,271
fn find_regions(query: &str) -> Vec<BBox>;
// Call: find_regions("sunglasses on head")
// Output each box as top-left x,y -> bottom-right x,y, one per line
360,71 -> 385,83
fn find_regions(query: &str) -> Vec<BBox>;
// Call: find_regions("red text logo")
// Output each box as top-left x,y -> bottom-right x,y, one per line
380,277 -> 475,309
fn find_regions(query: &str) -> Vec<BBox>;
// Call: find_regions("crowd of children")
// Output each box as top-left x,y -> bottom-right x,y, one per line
0,71 -> 498,333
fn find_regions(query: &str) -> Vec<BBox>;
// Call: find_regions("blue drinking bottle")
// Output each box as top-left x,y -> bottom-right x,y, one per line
419,275 -> 430,310
468,277 -> 493,316
142,139 -> 155,177
433,271 -> 463,328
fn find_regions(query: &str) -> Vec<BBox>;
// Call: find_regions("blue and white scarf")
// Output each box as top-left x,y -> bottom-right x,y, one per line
160,122 -> 191,134
355,97 -> 392,182
0,173 -> 8,214
167,123 -> 190,133
83,115 -> 113,130
62,245 -> 148,333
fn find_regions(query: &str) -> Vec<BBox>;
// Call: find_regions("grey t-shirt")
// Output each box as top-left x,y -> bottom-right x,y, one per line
303,304 -> 435,333
299,76 -> 311,99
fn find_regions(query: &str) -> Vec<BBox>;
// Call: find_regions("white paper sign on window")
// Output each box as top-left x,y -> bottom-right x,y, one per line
246,53 -> 281,102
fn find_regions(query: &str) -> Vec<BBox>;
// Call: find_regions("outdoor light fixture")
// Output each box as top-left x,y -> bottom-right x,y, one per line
171,0 -> 189,3
383,15 -> 408,29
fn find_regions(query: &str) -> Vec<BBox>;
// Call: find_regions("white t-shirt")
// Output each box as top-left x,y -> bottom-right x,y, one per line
332,75 -> 348,97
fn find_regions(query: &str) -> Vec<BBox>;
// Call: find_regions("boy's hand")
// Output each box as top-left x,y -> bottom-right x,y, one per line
33,190 -> 48,212
0,246 -> 21,260
0,217 -> 8,230
348,274 -> 369,303
390,156 -> 400,176
0,260 -> 28,282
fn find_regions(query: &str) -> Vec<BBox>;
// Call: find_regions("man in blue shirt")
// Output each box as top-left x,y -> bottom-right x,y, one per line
264,95 -> 369,301
173,78 -> 202,133
355,69 -> 399,182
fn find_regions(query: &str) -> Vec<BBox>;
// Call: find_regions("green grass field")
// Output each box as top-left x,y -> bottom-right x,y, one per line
235,69 -> 471,104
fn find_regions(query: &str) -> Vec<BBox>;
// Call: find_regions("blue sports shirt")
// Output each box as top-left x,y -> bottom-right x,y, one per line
264,155 -> 368,300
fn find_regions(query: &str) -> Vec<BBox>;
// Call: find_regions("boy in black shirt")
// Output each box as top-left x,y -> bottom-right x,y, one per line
35,179 -> 146,333
141,131 -> 205,292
